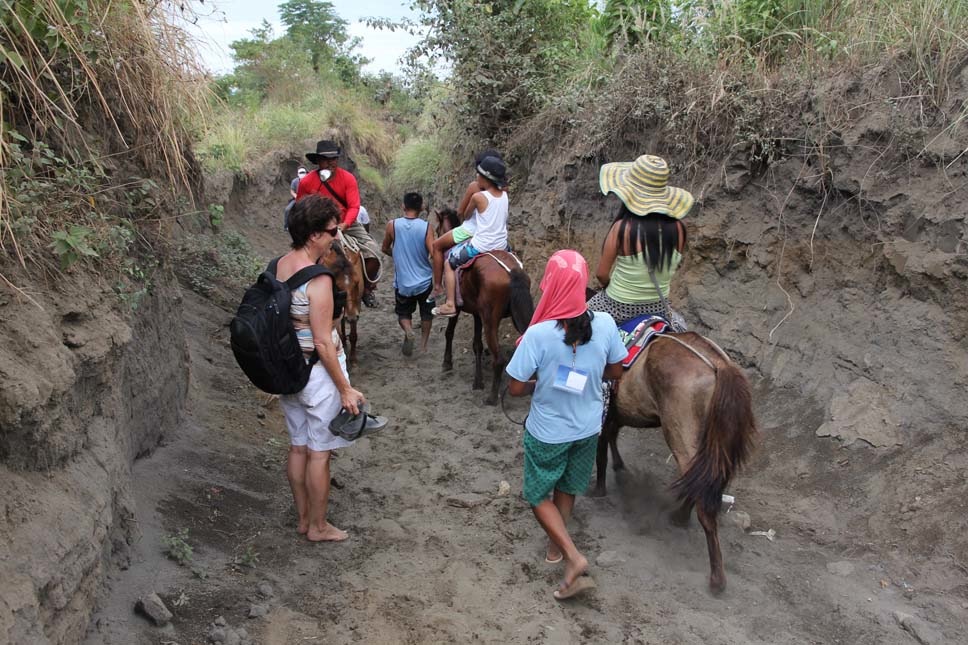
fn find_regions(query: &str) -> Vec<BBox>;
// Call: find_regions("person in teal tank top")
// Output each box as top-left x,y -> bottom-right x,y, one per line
587,154 -> 695,329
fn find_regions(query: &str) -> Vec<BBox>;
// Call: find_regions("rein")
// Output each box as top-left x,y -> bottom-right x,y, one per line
499,385 -> 528,427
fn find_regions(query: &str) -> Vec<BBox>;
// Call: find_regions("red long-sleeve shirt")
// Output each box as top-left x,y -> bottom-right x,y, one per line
295,167 -> 361,226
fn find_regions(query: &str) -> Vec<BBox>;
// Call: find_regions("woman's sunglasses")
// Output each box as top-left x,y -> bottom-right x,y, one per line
323,226 -> 339,237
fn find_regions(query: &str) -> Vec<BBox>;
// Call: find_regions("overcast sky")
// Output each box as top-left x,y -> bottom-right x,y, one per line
189,0 -> 421,76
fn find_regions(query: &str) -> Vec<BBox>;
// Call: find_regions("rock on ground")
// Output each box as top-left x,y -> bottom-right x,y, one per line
134,593 -> 173,626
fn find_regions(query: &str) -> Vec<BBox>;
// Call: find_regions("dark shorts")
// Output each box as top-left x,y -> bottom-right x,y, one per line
395,287 -> 434,321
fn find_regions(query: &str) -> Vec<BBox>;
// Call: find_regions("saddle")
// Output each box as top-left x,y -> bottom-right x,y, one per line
618,314 -> 670,369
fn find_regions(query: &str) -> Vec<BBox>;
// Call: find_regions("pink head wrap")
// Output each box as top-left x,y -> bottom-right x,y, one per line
517,250 -> 589,345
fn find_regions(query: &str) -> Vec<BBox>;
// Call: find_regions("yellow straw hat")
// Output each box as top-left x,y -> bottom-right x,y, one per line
599,154 -> 694,219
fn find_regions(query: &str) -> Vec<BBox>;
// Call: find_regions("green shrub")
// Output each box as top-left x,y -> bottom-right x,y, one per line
162,529 -> 194,566
389,137 -> 444,203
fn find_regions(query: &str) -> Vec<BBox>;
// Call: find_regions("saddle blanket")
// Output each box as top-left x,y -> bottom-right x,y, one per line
619,314 -> 669,369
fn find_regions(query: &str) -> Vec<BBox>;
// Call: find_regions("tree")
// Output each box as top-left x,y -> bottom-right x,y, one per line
279,0 -> 349,74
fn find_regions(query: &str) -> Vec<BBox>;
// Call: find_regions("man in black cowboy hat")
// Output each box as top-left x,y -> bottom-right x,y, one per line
297,140 -> 382,306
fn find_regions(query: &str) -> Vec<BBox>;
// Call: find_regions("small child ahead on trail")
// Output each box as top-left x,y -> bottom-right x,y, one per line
430,155 -> 509,317
381,192 -> 435,355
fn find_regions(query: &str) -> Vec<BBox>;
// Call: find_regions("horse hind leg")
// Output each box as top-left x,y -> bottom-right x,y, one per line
590,407 -> 620,497
483,311 -> 504,405
696,507 -> 726,594
348,319 -> 358,367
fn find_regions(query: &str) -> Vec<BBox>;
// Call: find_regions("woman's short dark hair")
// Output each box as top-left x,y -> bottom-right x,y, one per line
289,195 -> 341,249
558,310 -> 594,346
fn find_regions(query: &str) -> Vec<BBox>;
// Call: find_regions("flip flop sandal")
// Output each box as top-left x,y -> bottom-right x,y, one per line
553,575 -> 597,600
431,306 -> 458,318
545,554 -> 564,564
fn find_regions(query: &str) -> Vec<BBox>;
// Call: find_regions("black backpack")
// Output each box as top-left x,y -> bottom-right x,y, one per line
230,257 -> 344,395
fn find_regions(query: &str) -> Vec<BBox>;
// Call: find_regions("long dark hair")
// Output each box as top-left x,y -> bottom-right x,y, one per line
558,310 -> 594,346
612,204 -> 686,271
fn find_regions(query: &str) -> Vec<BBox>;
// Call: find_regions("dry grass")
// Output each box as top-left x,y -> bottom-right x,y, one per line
0,0 -> 208,271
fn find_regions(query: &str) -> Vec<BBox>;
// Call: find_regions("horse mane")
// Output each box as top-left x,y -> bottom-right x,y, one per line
435,207 -> 460,236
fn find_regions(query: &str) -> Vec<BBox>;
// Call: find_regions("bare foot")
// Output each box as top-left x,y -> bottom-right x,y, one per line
559,553 -> 589,591
306,523 -> 348,542
545,544 -> 563,564
297,521 -> 309,535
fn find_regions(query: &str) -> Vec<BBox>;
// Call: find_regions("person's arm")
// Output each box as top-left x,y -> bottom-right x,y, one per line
295,173 -> 311,200
595,222 -> 620,288
424,218 -> 435,254
677,220 -> 686,252
339,172 -> 361,228
508,378 -> 536,396
603,315 -> 629,381
506,330 -> 540,397
456,179 -> 479,220
603,363 -> 624,380
381,220 -> 395,256
464,192 -> 487,220
306,275 -> 365,414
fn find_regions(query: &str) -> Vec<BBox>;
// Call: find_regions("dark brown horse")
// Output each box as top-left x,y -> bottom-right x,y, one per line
594,330 -> 757,593
319,238 -> 363,366
434,209 -> 534,404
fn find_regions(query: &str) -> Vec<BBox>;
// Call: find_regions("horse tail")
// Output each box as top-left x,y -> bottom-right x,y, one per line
672,362 -> 757,517
508,268 -> 534,334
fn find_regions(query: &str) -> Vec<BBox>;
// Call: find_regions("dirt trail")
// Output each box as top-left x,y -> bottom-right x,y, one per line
83,209 -> 965,645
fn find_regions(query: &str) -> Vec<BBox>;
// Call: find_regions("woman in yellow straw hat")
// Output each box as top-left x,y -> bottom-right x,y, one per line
588,154 -> 693,329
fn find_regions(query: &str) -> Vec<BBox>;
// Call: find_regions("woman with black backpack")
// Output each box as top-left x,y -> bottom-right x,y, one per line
275,195 -> 365,542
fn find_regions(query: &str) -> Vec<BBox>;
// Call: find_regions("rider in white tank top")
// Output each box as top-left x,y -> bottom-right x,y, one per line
469,190 -> 508,252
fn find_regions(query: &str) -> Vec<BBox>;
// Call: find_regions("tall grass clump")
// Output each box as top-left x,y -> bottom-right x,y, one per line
389,137 -> 444,203
0,0 -> 207,277
198,82 -> 397,175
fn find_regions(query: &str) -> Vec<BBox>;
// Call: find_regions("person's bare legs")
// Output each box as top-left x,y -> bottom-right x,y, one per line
305,449 -> 348,542
419,319 -> 432,352
287,445 -> 310,534
431,231 -> 455,296
532,499 -> 589,594
399,316 -> 415,356
546,489 -> 575,562
434,262 -> 458,315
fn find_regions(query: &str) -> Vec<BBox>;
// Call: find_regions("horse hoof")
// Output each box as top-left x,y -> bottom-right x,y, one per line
587,485 -> 607,498
483,396 -> 496,406
612,461 -> 625,472
442,363 -> 453,372
709,577 -> 726,595
472,382 -> 484,391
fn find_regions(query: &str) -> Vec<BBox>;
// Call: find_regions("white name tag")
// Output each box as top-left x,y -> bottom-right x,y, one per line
553,365 -> 589,395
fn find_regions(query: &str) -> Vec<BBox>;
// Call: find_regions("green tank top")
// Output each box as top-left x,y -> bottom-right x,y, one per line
605,250 -> 681,304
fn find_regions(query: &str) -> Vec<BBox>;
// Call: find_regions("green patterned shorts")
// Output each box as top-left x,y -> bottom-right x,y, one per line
522,432 -> 599,507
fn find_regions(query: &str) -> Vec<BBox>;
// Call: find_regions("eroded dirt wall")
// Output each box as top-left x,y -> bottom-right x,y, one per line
0,267 -> 189,644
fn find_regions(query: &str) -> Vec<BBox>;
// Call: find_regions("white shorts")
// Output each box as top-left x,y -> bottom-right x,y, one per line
280,360 -> 353,452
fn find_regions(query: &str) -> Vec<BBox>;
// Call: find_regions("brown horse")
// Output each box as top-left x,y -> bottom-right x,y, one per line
434,209 -> 534,404
319,238 -> 364,366
594,330 -> 757,593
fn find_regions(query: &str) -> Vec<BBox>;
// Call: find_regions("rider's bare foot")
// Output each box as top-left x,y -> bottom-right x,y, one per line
306,523 -> 348,542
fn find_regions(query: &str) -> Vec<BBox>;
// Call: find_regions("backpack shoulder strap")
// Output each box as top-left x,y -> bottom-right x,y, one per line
266,256 -> 281,277
285,265 -> 335,290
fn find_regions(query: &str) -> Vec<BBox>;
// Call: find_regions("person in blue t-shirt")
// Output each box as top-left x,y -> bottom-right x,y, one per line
506,250 -> 626,601
381,192 -> 434,355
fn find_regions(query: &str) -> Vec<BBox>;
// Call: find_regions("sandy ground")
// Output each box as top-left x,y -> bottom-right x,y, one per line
82,220 -> 966,645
